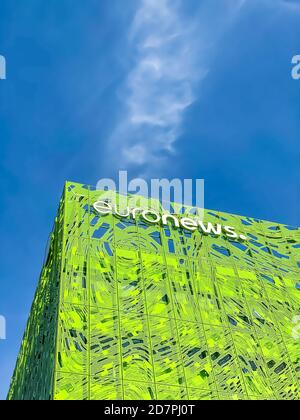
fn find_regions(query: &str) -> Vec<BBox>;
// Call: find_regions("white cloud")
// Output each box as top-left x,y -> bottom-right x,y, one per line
105,0 -> 205,173
102,0 -> 260,175
128,0 -> 200,159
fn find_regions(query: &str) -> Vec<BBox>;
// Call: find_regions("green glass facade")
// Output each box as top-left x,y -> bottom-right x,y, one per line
8,181 -> 300,400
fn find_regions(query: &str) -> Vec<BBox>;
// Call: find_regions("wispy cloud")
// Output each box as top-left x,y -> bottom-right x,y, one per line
103,0 -> 249,175
125,0 -> 200,151
107,0 -> 201,174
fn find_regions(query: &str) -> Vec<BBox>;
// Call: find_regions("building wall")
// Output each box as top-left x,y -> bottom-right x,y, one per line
8,197 -> 65,400
9,181 -> 300,400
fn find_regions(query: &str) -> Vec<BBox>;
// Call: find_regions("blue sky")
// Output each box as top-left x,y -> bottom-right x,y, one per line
0,0 -> 300,399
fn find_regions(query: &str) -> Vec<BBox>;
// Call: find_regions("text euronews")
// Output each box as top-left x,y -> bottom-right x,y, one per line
93,201 -> 248,241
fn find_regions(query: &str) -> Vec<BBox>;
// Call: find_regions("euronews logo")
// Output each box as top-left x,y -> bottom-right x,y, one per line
0,55 -> 6,80
93,200 -> 248,241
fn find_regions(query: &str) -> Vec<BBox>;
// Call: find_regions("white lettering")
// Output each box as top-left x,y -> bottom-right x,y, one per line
142,210 -> 161,224
93,202 -> 247,241
131,207 -> 144,219
113,205 -> 130,218
151,178 -> 182,212
223,225 -> 239,239
180,217 -> 198,231
93,201 -> 112,215
199,221 -> 222,236
161,213 -> 180,228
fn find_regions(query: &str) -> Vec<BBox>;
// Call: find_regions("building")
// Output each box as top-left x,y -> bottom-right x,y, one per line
8,181 -> 300,400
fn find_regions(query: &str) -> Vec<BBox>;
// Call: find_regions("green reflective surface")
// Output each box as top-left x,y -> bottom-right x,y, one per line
8,182 -> 300,400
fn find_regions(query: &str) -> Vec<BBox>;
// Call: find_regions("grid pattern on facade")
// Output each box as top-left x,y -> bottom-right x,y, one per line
8,182 -> 300,400
7,197 -> 64,400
